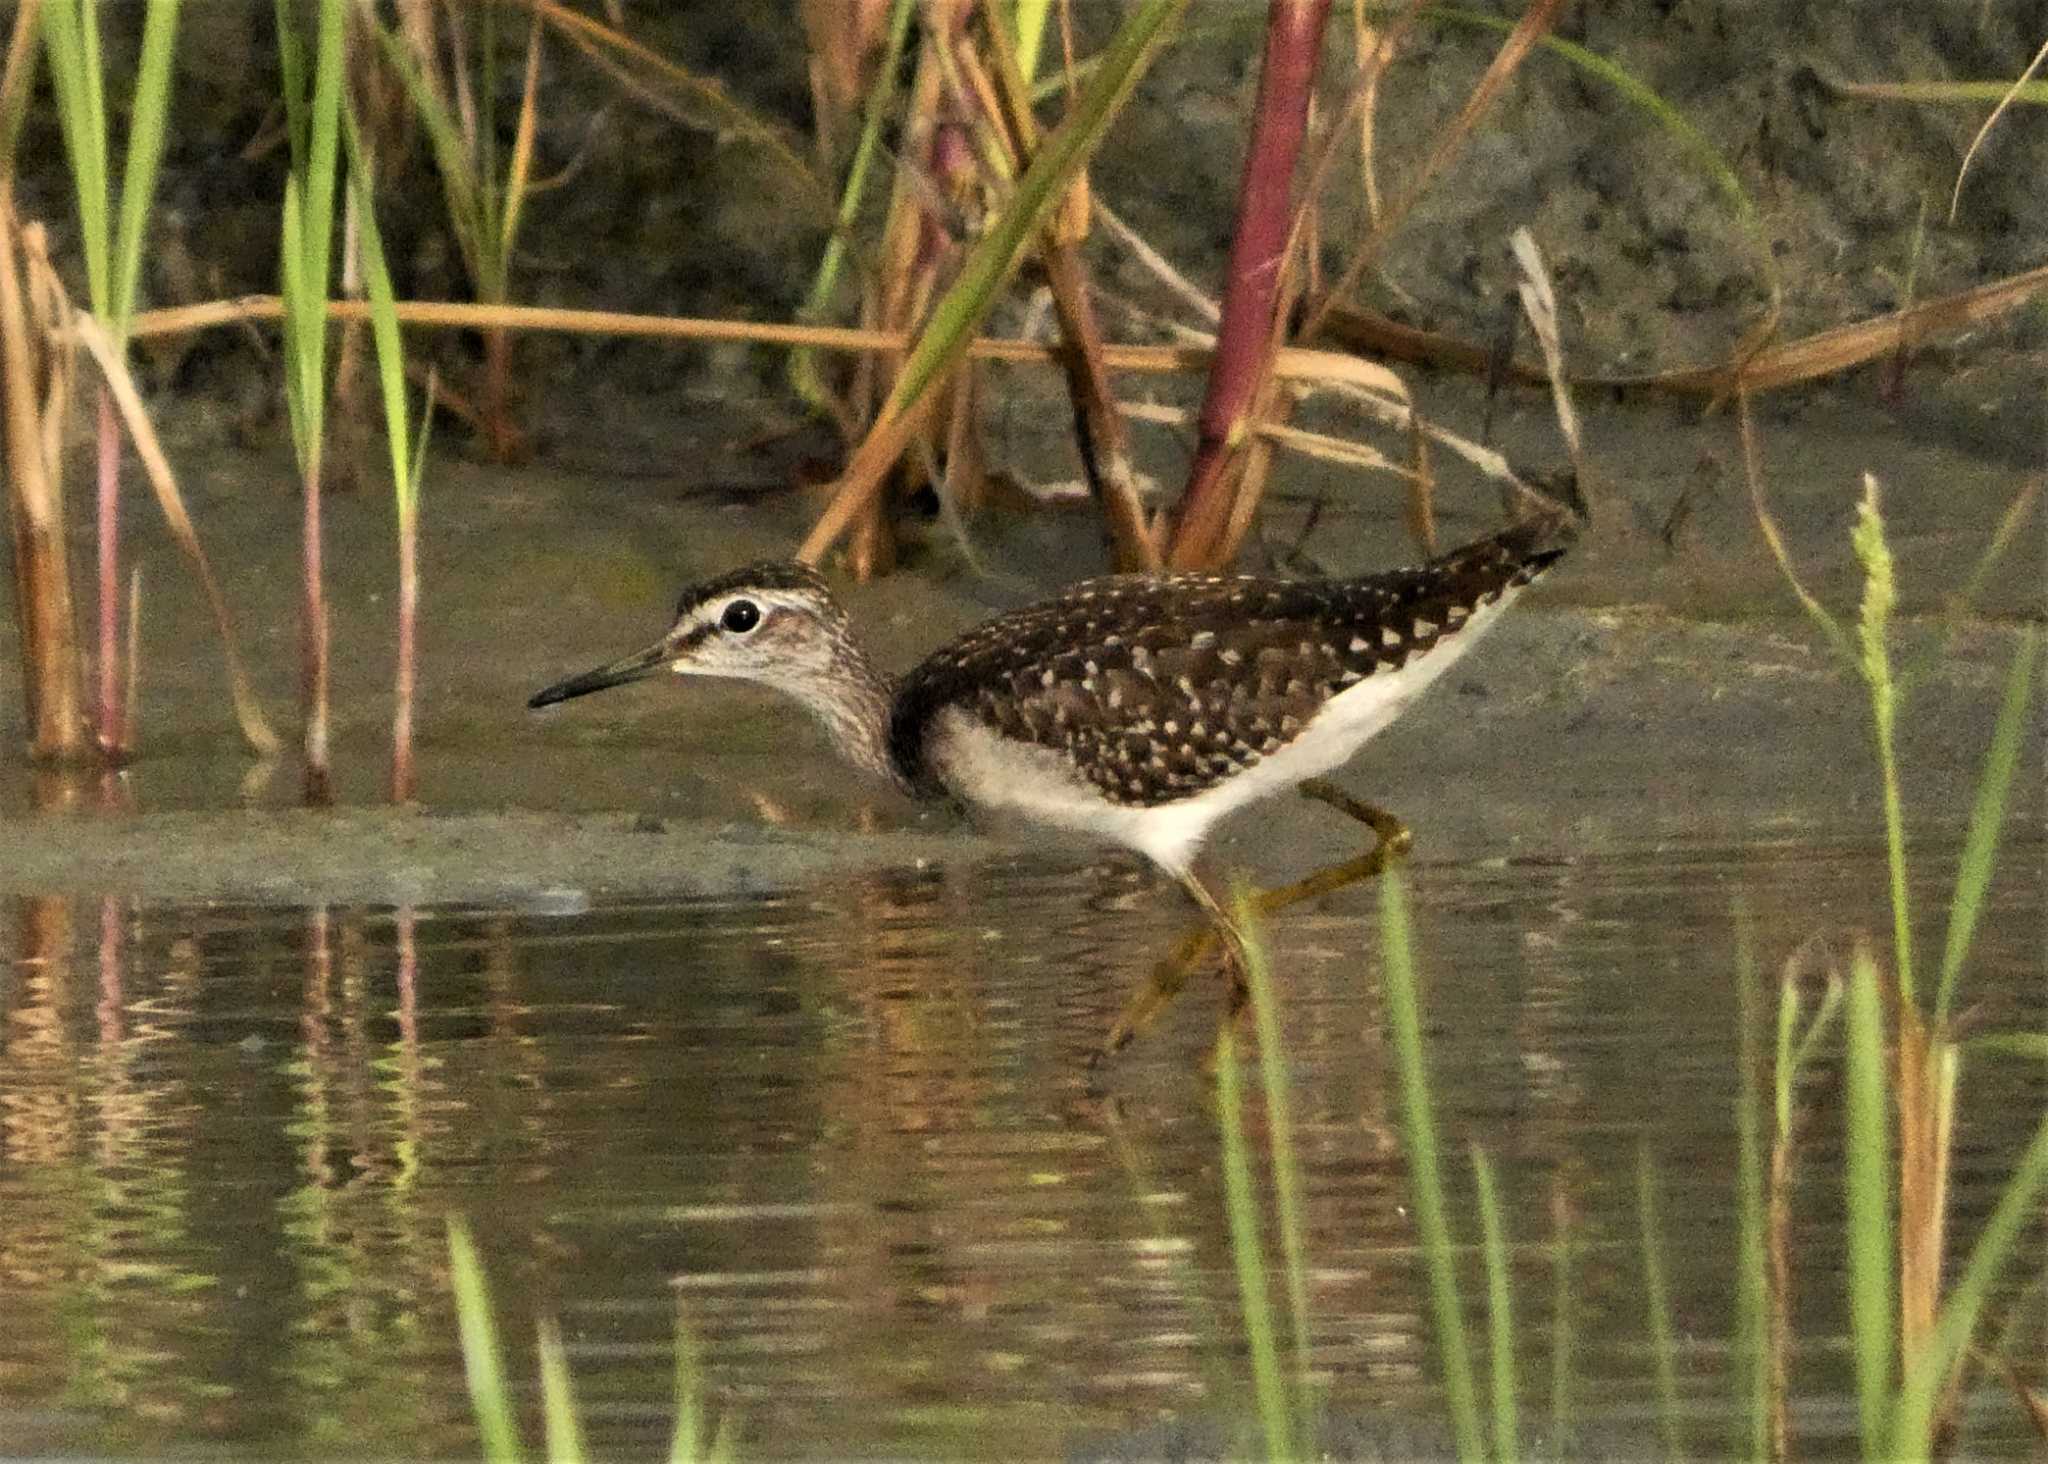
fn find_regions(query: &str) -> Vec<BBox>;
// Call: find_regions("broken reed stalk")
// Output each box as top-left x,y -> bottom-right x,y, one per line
0,0 -> 80,759
796,0 -> 1191,568
0,203 -> 86,760
1163,0 -> 1331,572
979,8 -> 1157,570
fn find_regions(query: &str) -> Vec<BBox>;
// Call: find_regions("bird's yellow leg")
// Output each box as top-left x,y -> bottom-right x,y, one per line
1253,778 -> 1413,918
1098,869 -> 1247,1062
1095,779 -> 1413,1063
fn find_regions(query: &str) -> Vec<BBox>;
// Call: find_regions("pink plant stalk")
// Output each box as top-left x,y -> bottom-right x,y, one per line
94,385 -> 123,757
390,502 -> 418,802
1164,0 -> 1332,570
302,459 -> 332,804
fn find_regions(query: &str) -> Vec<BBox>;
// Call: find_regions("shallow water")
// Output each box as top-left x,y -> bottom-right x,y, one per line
0,832 -> 2040,1460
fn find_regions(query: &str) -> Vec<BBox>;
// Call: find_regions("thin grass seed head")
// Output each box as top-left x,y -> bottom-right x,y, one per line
1852,474 -> 1896,696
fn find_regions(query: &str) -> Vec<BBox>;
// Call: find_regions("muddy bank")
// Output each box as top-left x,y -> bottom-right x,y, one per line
0,374 -> 2038,905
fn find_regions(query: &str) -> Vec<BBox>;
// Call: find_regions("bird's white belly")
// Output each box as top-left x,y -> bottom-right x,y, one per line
925,586 -> 1522,878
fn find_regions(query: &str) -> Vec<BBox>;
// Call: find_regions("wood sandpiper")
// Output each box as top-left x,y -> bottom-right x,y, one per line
530,514 -> 1572,1059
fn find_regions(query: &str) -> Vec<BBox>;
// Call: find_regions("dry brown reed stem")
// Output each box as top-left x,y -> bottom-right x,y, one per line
798,0 -> 887,166
480,9 -> 544,464
123,291 -> 1477,511
1325,259 -> 2048,401
1950,37 -> 2048,223
123,292 -> 1460,379
0,203 -> 85,760
1163,0 -> 1332,572
981,8 -> 1157,571
0,0 -> 86,762
1509,226 -> 1588,520
1895,998 -> 1955,1409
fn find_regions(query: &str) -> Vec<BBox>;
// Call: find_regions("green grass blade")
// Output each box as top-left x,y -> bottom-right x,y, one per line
1963,1031 -> 2048,1062
447,1218 -> 524,1464
373,20 -> 490,286
703,1410 -> 739,1464
1216,1024 -> 1294,1463
880,0 -> 1190,421
277,177 -> 312,466
109,0 -> 181,336
39,0 -> 111,312
1635,1145 -> 1685,1460
1472,1145 -> 1519,1464
1890,1107 -> 2048,1455
1548,1192 -> 1573,1456
536,1316 -> 586,1464
479,0 -> 500,226
300,0 -> 344,342
667,1311 -> 703,1464
273,0 -> 306,169
1012,0 -> 1053,81
1844,946 -> 1895,1461
1935,628 -> 2039,1026
1789,978 -> 1844,1086
340,109 -> 411,506
790,0 -> 914,410
409,373 -> 437,508
1236,890 -> 1314,1436
1733,908 -> 1769,1463
1379,873 -> 1485,1463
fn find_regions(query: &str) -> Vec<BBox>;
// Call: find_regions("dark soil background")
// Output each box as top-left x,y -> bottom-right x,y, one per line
10,2 -> 2045,424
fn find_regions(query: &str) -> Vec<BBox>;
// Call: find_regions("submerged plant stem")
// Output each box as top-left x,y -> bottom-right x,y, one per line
1379,873 -> 1485,1463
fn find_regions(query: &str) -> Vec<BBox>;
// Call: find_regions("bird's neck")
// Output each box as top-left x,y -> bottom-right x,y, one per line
787,638 -> 906,793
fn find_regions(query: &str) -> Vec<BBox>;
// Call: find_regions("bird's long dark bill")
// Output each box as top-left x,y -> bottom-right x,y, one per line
528,640 -> 668,709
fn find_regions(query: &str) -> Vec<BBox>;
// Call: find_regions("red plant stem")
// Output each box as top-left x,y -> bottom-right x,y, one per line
301,458 -> 332,805
94,384 -> 122,756
390,509 -> 417,802
1164,0 -> 1331,570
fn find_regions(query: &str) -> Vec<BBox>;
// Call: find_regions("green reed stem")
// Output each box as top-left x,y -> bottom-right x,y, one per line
1237,890 -> 1314,1434
1843,946 -> 1894,1462
1732,906 -> 1769,1463
789,0 -> 913,414
536,1316 -> 587,1464
1890,1109 -> 2048,1455
1471,1145 -> 1518,1464
1216,1023 -> 1294,1463
880,0 -> 1189,421
447,1217 -> 523,1464
1379,873 -> 1484,1463
1548,1190 -> 1573,1456
668,1306 -> 737,1463
1935,628 -> 2037,1027
1635,1144 -> 1685,1460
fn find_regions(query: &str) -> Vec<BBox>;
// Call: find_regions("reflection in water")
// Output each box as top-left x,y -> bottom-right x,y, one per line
0,836 -> 2040,1458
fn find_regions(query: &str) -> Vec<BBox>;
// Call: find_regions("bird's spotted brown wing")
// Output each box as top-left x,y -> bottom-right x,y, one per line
888,523 -> 1563,804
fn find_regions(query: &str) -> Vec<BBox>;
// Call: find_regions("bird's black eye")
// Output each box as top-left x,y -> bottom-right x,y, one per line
721,599 -> 761,634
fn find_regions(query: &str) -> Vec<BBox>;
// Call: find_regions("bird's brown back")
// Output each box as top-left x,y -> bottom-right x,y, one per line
888,522 -> 1566,805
